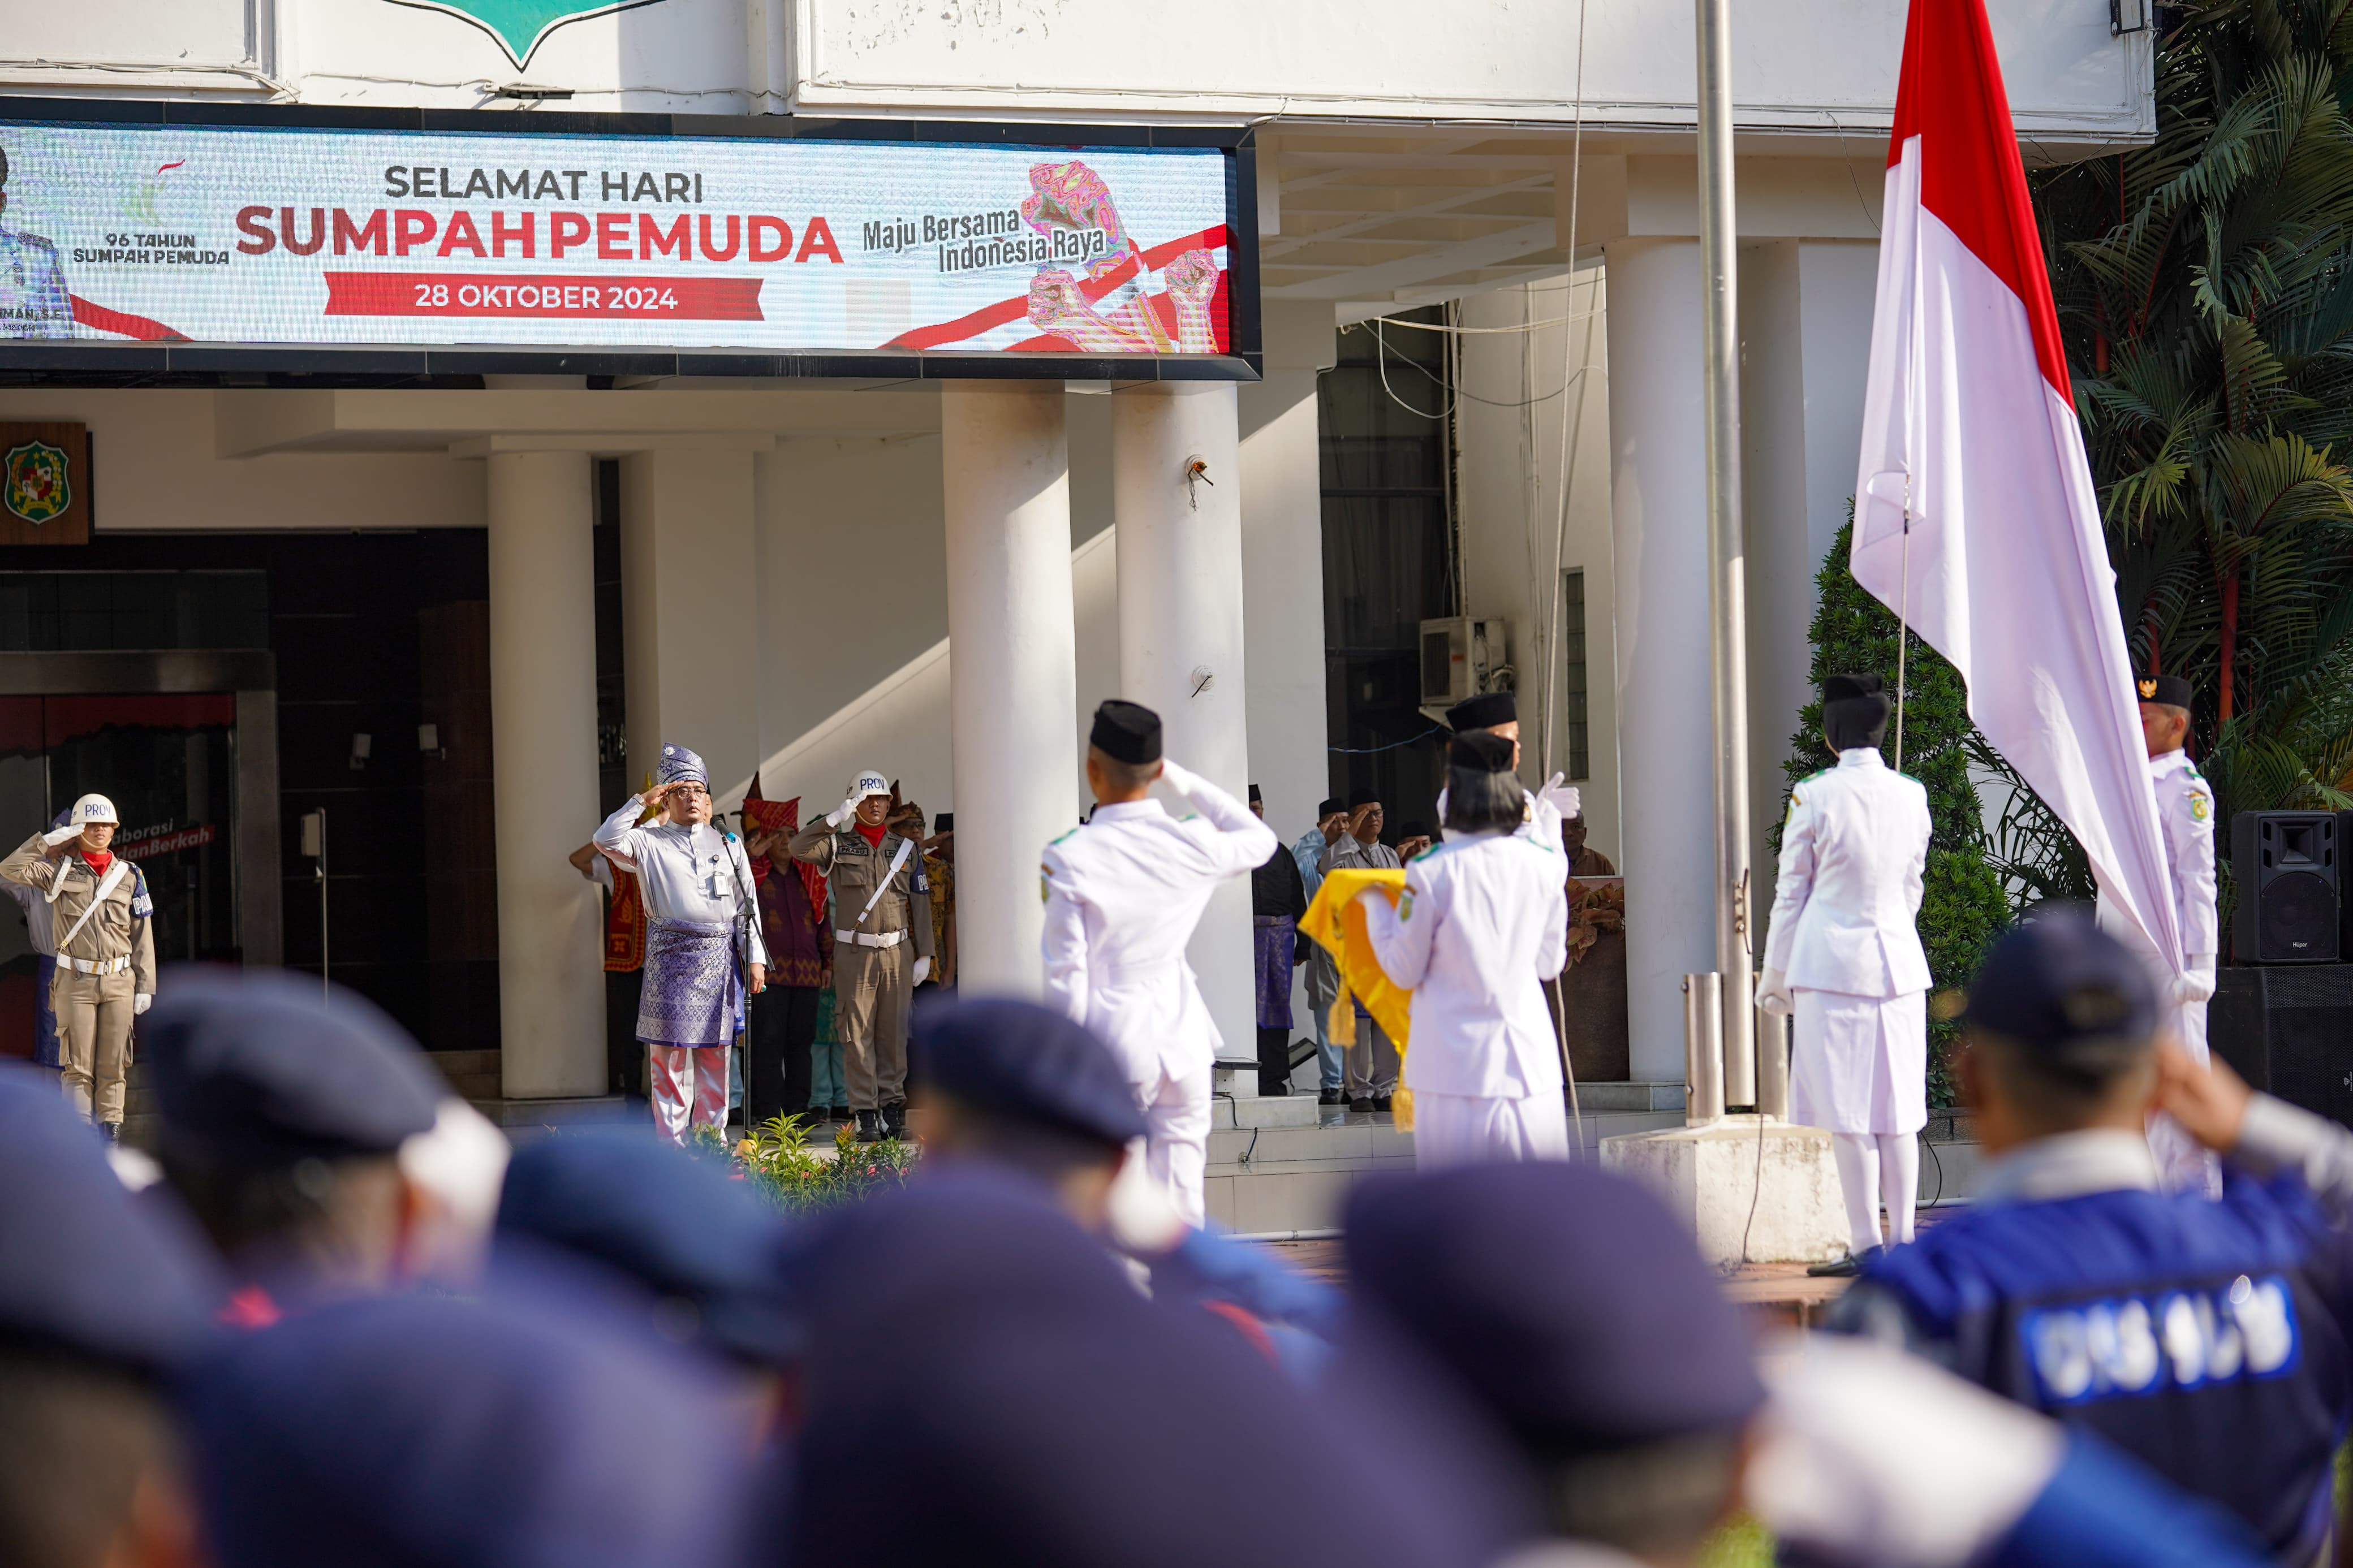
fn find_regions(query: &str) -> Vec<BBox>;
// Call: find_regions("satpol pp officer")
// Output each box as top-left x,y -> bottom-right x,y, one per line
788,770 -> 933,1145
2097,672 -> 2220,1196
0,793 -> 154,1137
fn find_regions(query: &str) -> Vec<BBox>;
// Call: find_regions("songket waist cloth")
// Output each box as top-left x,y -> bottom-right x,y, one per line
1252,916 -> 1295,1030
637,918 -> 745,1049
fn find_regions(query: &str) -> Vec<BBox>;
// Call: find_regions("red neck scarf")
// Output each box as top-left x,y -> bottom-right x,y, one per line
80,849 -> 113,876
855,820 -> 889,849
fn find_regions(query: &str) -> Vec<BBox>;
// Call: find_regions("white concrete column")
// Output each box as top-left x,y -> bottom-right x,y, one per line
1113,381 -> 1256,1086
619,446 -> 764,795
941,382 -> 1080,996
1240,301 -> 1337,845
1741,239 -> 1881,914
485,450 -> 606,1099
1605,238 -> 1716,1084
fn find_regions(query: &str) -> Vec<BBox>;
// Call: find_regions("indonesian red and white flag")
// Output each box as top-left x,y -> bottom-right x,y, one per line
1852,0 -> 2182,975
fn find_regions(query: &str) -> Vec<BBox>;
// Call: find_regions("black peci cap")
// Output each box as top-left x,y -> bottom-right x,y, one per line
1449,731 -> 1516,774
1318,798 -> 1343,818
1445,692 -> 1516,732
2137,674 -> 2193,710
1962,906 -> 2158,1073
1822,673 -> 1885,702
932,813 -> 953,833
1247,784 -> 1262,804
1090,700 -> 1162,766
1347,787 -> 1381,810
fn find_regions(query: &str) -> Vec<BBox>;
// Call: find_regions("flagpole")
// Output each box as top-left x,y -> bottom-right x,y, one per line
1695,0 -> 1755,1107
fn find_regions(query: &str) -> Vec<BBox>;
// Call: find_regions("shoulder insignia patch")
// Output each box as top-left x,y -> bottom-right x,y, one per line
2188,791 -> 2210,822
1040,864 -> 1052,904
1398,889 -> 1415,922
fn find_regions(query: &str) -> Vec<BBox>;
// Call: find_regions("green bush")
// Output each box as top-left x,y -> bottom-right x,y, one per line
1773,521 -> 2011,1106
707,1115 -> 921,1212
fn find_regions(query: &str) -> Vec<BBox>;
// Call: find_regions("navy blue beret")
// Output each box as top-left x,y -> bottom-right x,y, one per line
495,1128 -> 799,1366
185,1288 -> 753,1568
770,1174 -> 1450,1568
144,967 -> 445,1167
1963,904 -> 2157,1065
911,996 -> 1145,1147
1345,1163 -> 1765,1457
0,1070 -> 221,1377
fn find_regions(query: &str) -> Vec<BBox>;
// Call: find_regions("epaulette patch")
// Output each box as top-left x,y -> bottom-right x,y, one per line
1047,827 -> 1080,846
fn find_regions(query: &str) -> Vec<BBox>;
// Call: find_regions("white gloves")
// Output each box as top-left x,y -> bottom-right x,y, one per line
133,992 -> 152,1017
2175,959 -> 2217,1005
825,794 -> 861,829
911,956 -> 932,986
1757,967 -> 1794,1016
41,824 -> 80,848
1156,757 -> 1200,797
1537,772 -> 1581,822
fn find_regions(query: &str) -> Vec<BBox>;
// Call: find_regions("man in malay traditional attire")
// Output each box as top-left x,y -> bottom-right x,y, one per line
594,744 -> 767,1145
1248,784 -> 1309,1096
1758,674 -> 1932,1276
1041,700 -> 1276,1228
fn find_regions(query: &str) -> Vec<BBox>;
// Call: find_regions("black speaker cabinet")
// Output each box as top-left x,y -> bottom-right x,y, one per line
2233,811 -> 2340,964
2211,965 -> 2353,1130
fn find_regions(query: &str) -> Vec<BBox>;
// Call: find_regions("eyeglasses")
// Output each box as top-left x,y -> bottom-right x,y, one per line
669,783 -> 709,798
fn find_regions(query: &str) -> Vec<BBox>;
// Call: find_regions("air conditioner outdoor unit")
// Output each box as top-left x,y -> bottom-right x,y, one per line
1419,616 -> 1512,718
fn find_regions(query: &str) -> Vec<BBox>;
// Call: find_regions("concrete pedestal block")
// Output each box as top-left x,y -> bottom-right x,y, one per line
1601,1115 -> 1846,1266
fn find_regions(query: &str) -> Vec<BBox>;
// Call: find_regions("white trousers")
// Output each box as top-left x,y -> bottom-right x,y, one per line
2149,990 -> 2222,1198
1136,1062 -> 1214,1229
1411,1089 -> 1571,1169
1831,1131 -> 1920,1256
648,1044 -> 731,1146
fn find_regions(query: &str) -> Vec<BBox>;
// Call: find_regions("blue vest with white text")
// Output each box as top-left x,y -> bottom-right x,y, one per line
1837,1176 -> 2353,1563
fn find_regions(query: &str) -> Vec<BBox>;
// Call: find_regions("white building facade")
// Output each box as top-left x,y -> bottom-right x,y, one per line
0,0 -> 2151,1100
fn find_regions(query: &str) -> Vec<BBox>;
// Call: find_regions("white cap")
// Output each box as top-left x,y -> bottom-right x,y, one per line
849,771 -> 890,801
68,793 -> 118,827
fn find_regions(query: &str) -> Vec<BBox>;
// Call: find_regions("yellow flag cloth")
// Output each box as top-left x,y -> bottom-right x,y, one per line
1298,867 -> 1415,1130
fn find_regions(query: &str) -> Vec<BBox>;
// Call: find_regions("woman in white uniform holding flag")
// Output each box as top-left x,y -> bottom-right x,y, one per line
1758,673 -> 1932,1276
1358,731 -> 1571,1167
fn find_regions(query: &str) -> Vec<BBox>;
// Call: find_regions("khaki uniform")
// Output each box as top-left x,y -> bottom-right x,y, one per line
0,833 -> 156,1123
787,823 -> 934,1110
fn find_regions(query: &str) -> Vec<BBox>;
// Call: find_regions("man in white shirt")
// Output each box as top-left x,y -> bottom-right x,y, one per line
1322,788 -> 1403,1112
1758,673 -> 1932,1276
593,743 -> 768,1146
2096,672 -> 2220,1196
1042,699 -> 1277,1227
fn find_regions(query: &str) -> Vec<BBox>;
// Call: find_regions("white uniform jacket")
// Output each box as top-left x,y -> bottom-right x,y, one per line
1360,830 -> 1569,1099
593,802 -> 770,967
2096,749 -> 2218,962
1041,761 -> 1278,1087
1762,749 -> 1930,999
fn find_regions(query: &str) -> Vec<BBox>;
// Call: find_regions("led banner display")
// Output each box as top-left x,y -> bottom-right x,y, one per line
0,119 -> 1234,358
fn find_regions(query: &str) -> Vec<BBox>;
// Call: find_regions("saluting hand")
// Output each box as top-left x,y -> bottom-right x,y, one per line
2155,1039 -> 2251,1154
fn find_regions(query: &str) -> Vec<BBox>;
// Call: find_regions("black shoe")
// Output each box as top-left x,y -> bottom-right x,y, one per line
831,1105 -> 852,1124
1318,1088 -> 1344,1107
854,1111 -> 884,1145
1373,1094 -> 1393,1113
882,1102 -> 909,1139
1348,1096 -> 1374,1113
102,1122 -> 122,1145
1806,1246 -> 1882,1278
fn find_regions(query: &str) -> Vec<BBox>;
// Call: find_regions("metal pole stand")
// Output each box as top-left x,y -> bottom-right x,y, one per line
1683,972 -> 1725,1125
1755,997 -> 1791,1121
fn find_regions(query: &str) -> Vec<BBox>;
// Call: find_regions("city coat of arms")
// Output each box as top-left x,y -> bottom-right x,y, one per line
380,1 -> 669,69
2,439 -> 68,526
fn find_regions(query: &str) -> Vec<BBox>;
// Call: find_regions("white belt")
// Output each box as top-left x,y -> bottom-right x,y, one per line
835,928 -> 904,949
62,954 -> 130,976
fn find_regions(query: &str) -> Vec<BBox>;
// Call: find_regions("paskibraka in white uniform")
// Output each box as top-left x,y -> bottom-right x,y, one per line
1359,829 -> 1571,1168
1764,749 -> 1932,1137
2096,747 -> 2220,1195
1041,759 -> 1277,1228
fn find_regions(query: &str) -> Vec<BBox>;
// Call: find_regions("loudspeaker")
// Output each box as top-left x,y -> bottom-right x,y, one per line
2231,811 -> 2339,964
2210,965 -> 2353,1130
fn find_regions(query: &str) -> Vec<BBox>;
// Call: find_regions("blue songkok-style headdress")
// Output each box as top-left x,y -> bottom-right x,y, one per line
655,744 -> 708,789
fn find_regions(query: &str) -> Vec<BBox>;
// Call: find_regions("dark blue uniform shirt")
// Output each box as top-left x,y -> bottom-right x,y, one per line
1830,1131 -> 2353,1564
